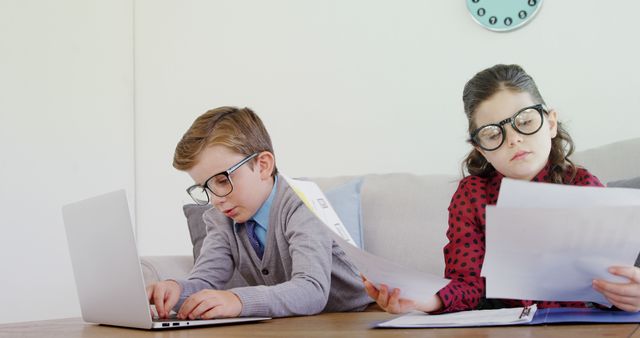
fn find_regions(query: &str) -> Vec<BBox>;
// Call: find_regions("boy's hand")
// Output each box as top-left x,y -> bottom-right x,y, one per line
146,280 -> 182,318
593,266 -> 640,312
178,290 -> 243,319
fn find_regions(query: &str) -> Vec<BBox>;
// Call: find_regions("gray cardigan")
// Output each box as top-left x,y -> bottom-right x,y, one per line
175,175 -> 371,317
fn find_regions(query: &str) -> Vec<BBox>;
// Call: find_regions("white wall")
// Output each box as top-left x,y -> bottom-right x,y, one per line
0,1 -> 134,324
134,0 -> 640,256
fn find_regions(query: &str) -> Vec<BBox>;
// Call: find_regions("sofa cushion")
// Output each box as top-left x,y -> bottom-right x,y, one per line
572,137 -> 640,183
360,173 -> 459,276
324,177 -> 364,248
607,176 -> 640,189
183,203 -> 212,260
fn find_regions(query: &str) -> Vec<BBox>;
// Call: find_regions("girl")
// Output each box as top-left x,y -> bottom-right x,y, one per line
363,64 -> 640,313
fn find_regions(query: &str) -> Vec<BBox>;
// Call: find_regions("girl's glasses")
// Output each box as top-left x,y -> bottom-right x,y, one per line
470,104 -> 548,151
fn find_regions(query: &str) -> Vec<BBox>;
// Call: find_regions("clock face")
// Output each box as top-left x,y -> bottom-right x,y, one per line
466,0 -> 543,32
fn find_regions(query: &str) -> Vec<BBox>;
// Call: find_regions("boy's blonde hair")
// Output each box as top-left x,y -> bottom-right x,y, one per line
173,106 -> 277,176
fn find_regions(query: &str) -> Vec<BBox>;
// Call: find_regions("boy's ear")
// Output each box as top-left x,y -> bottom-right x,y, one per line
255,151 -> 275,180
547,108 -> 558,138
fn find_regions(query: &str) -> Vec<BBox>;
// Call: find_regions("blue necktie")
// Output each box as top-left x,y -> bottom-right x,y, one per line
245,220 -> 264,259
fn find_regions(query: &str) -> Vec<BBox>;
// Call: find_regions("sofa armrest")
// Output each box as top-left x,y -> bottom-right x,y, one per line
140,255 -> 194,286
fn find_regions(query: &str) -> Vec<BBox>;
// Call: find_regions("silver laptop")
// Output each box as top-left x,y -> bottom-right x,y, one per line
62,189 -> 270,329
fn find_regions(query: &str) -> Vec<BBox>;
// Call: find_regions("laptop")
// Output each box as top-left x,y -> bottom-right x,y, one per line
62,189 -> 270,329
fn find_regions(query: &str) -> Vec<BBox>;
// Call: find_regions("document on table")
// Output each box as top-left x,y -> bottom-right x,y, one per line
284,175 -> 450,301
377,305 -> 537,328
483,179 -> 640,306
377,304 -> 640,328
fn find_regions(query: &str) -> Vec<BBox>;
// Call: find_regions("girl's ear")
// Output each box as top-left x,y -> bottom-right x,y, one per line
474,145 -> 488,160
472,146 -> 492,170
256,151 -> 275,180
547,109 -> 558,138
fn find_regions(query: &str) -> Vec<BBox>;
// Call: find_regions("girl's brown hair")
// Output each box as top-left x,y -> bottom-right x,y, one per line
462,64 -> 576,184
173,106 -> 277,176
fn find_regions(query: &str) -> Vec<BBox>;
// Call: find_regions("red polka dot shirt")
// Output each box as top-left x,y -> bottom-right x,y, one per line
437,162 -> 604,313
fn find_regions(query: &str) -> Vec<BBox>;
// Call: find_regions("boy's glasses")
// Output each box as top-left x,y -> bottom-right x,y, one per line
469,104 -> 548,151
186,152 -> 259,205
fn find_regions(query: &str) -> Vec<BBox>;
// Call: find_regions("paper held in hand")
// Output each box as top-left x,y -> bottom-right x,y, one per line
482,178 -> 640,306
282,175 -> 449,301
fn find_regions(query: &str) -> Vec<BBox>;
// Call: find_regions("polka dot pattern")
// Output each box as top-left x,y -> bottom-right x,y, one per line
436,163 -> 604,313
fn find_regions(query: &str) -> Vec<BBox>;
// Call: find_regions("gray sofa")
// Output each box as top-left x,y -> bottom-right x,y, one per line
141,137 -> 640,286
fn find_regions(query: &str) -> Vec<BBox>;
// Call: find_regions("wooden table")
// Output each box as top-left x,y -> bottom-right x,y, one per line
1,312 -> 638,338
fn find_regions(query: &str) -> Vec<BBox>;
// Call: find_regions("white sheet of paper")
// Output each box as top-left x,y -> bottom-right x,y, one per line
497,177 -> 640,207
377,305 -> 536,328
483,205 -> 640,305
283,175 -> 449,301
332,232 -> 450,302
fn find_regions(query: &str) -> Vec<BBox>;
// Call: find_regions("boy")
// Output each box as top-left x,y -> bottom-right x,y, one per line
146,106 -> 371,319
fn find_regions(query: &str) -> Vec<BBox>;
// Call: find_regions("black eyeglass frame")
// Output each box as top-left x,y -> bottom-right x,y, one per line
186,152 -> 259,204
469,104 -> 548,151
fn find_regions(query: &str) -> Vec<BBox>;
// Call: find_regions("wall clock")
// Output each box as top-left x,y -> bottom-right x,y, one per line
466,0 -> 543,32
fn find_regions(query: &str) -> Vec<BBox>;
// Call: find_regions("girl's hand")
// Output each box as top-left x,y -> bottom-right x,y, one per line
361,274 -> 443,314
593,266 -> 640,312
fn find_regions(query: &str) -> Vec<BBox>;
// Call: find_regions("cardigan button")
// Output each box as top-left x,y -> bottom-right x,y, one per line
261,268 -> 269,275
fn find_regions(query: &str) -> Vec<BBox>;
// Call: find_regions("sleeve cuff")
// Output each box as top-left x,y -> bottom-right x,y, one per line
171,277 -> 213,310
430,290 -> 450,314
229,285 -> 271,317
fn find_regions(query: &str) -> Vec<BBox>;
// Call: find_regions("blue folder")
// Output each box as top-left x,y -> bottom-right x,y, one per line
530,307 -> 640,325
